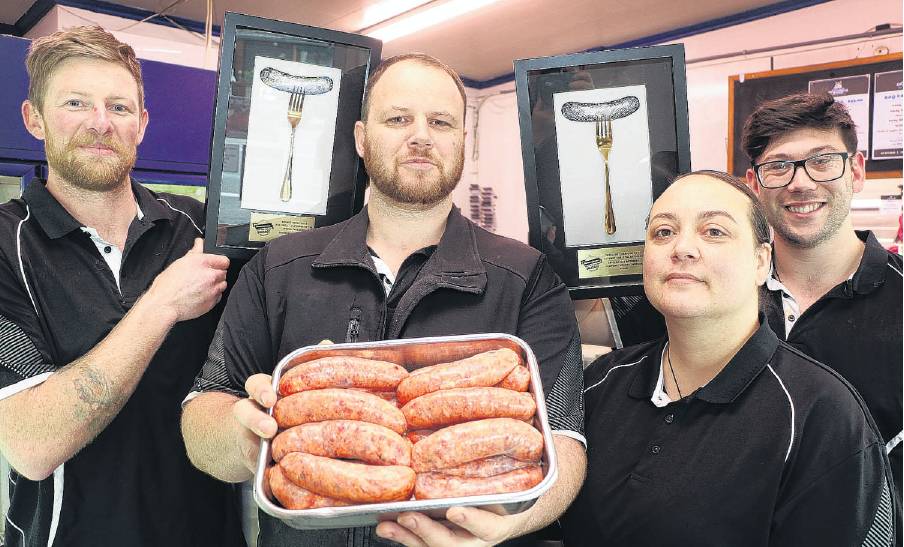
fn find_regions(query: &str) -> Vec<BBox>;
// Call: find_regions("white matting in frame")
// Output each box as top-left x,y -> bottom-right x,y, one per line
241,57 -> 342,216
553,84 -> 652,247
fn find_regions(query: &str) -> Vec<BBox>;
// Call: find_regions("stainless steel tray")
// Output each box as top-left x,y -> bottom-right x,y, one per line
253,333 -> 559,530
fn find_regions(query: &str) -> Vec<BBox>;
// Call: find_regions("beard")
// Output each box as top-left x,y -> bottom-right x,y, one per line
45,131 -> 136,192
363,133 -> 463,206
765,185 -> 852,249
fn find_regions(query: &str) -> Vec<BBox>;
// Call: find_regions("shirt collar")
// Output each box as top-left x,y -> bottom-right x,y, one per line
768,230 -> 888,297
23,178 -> 173,239
313,205 -> 487,294
628,316 -> 780,405
849,230 -> 889,295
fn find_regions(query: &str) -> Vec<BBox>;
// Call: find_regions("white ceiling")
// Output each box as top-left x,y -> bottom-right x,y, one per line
1,0 -> 804,81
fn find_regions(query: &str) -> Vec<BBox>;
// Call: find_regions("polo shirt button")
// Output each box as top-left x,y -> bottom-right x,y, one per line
788,314 -> 795,322
650,444 -> 661,455
104,246 -> 112,254
664,414 -> 674,424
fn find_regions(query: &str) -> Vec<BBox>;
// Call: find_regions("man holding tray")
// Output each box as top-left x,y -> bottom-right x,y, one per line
182,53 -> 587,546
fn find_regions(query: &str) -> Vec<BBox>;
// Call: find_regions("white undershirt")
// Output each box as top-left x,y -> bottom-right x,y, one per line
79,203 -> 144,292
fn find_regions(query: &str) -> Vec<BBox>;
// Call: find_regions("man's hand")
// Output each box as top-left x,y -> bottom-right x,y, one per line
232,373 -> 279,474
375,506 -> 530,547
145,238 -> 229,322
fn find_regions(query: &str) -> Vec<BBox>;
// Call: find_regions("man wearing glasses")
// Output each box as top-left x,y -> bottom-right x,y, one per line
743,92 -> 902,504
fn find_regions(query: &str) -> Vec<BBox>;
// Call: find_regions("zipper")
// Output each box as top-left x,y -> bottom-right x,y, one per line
345,306 -> 362,343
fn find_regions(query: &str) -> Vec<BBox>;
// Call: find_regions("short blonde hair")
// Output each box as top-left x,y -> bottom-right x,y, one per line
26,25 -> 144,112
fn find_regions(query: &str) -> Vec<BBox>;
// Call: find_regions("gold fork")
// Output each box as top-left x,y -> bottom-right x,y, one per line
596,119 -> 616,235
280,91 -> 305,202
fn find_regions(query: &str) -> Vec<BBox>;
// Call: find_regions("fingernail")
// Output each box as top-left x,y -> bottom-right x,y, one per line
450,511 -> 465,524
401,516 -> 417,530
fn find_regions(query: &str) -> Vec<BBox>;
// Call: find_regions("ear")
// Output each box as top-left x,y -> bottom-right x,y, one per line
21,100 -> 46,141
745,168 -> 761,197
754,242 -> 772,286
135,108 -> 149,145
850,150 -> 866,194
353,120 -> 366,159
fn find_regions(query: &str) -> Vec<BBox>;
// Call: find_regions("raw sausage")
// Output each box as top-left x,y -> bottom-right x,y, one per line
271,420 -> 411,466
269,463 -> 349,509
414,466 -> 544,500
432,455 -> 536,478
280,452 -> 415,504
401,387 -> 536,429
279,357 -> 409,396
397,349 -> 520,404
273,389 -> 407,434
407,430 -> 434,444
496,365 -> 530,392
412,418 -> 543,472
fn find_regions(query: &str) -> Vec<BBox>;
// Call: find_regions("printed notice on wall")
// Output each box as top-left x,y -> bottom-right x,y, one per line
872,70 -> 903,160
809,75 -> 870,156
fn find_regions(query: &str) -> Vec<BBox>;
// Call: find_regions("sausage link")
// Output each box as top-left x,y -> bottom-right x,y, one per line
496,365 -> 530,391
280,452 -> 415,504
279,357 -> 409,396
407,430 -> 434,444
401,387 -> 536,429
272,389 -> 407,434
398,349 -> 520,404
433,455 -> 536,478
412,418 -> 543,472
414,466 -> 544,500
271,420 -> 411,466
269,463 -> 350,509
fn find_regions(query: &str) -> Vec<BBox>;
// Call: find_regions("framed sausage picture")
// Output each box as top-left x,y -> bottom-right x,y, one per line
204,12 -> 382,259
514,44 -> 691,298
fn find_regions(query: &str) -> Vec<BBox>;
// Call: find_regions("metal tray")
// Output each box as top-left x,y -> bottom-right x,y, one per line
253,333 -> 559,530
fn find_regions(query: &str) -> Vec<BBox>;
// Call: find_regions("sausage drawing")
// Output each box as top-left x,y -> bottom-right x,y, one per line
397,349 -> 521,404
412,418 -> 544,472
269,463 -> 349,510
259,67 -> 334,95
414,466 -> 544,500
496,365 -> 530,392
434,455 -> 536,478
560,96 -> 641,122
278,357 -> 409,396
280,452 -> 415,504
401,387 -> 536,429
272,389 -> 407,434
271,420 -> 411,466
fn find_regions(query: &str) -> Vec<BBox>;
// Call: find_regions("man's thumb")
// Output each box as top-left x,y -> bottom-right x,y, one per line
188,238 -> 204,254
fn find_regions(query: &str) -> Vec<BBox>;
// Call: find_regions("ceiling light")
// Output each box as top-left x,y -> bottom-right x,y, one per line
366,0 -> 502,43
361,0 -> 434,29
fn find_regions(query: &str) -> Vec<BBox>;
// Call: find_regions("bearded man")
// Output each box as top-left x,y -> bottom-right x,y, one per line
182,53 -> 587,547
0,26 -> 242,546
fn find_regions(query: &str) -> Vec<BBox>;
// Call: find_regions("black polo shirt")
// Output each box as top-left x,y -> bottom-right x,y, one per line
563,320 -> 897,546
0,180 -> 243,547
766,230 -> 903,501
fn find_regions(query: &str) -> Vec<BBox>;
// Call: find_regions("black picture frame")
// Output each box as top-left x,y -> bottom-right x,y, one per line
514,44 -> 691,299
204,12 -> 381,260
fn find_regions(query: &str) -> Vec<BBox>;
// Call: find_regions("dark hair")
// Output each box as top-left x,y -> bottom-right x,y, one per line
741,92 -> 857,163
669,170 -> 771,247
361,53 -> 467,121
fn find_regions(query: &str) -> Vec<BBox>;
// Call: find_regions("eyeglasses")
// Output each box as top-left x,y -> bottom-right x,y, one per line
753,152 -> 850,189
